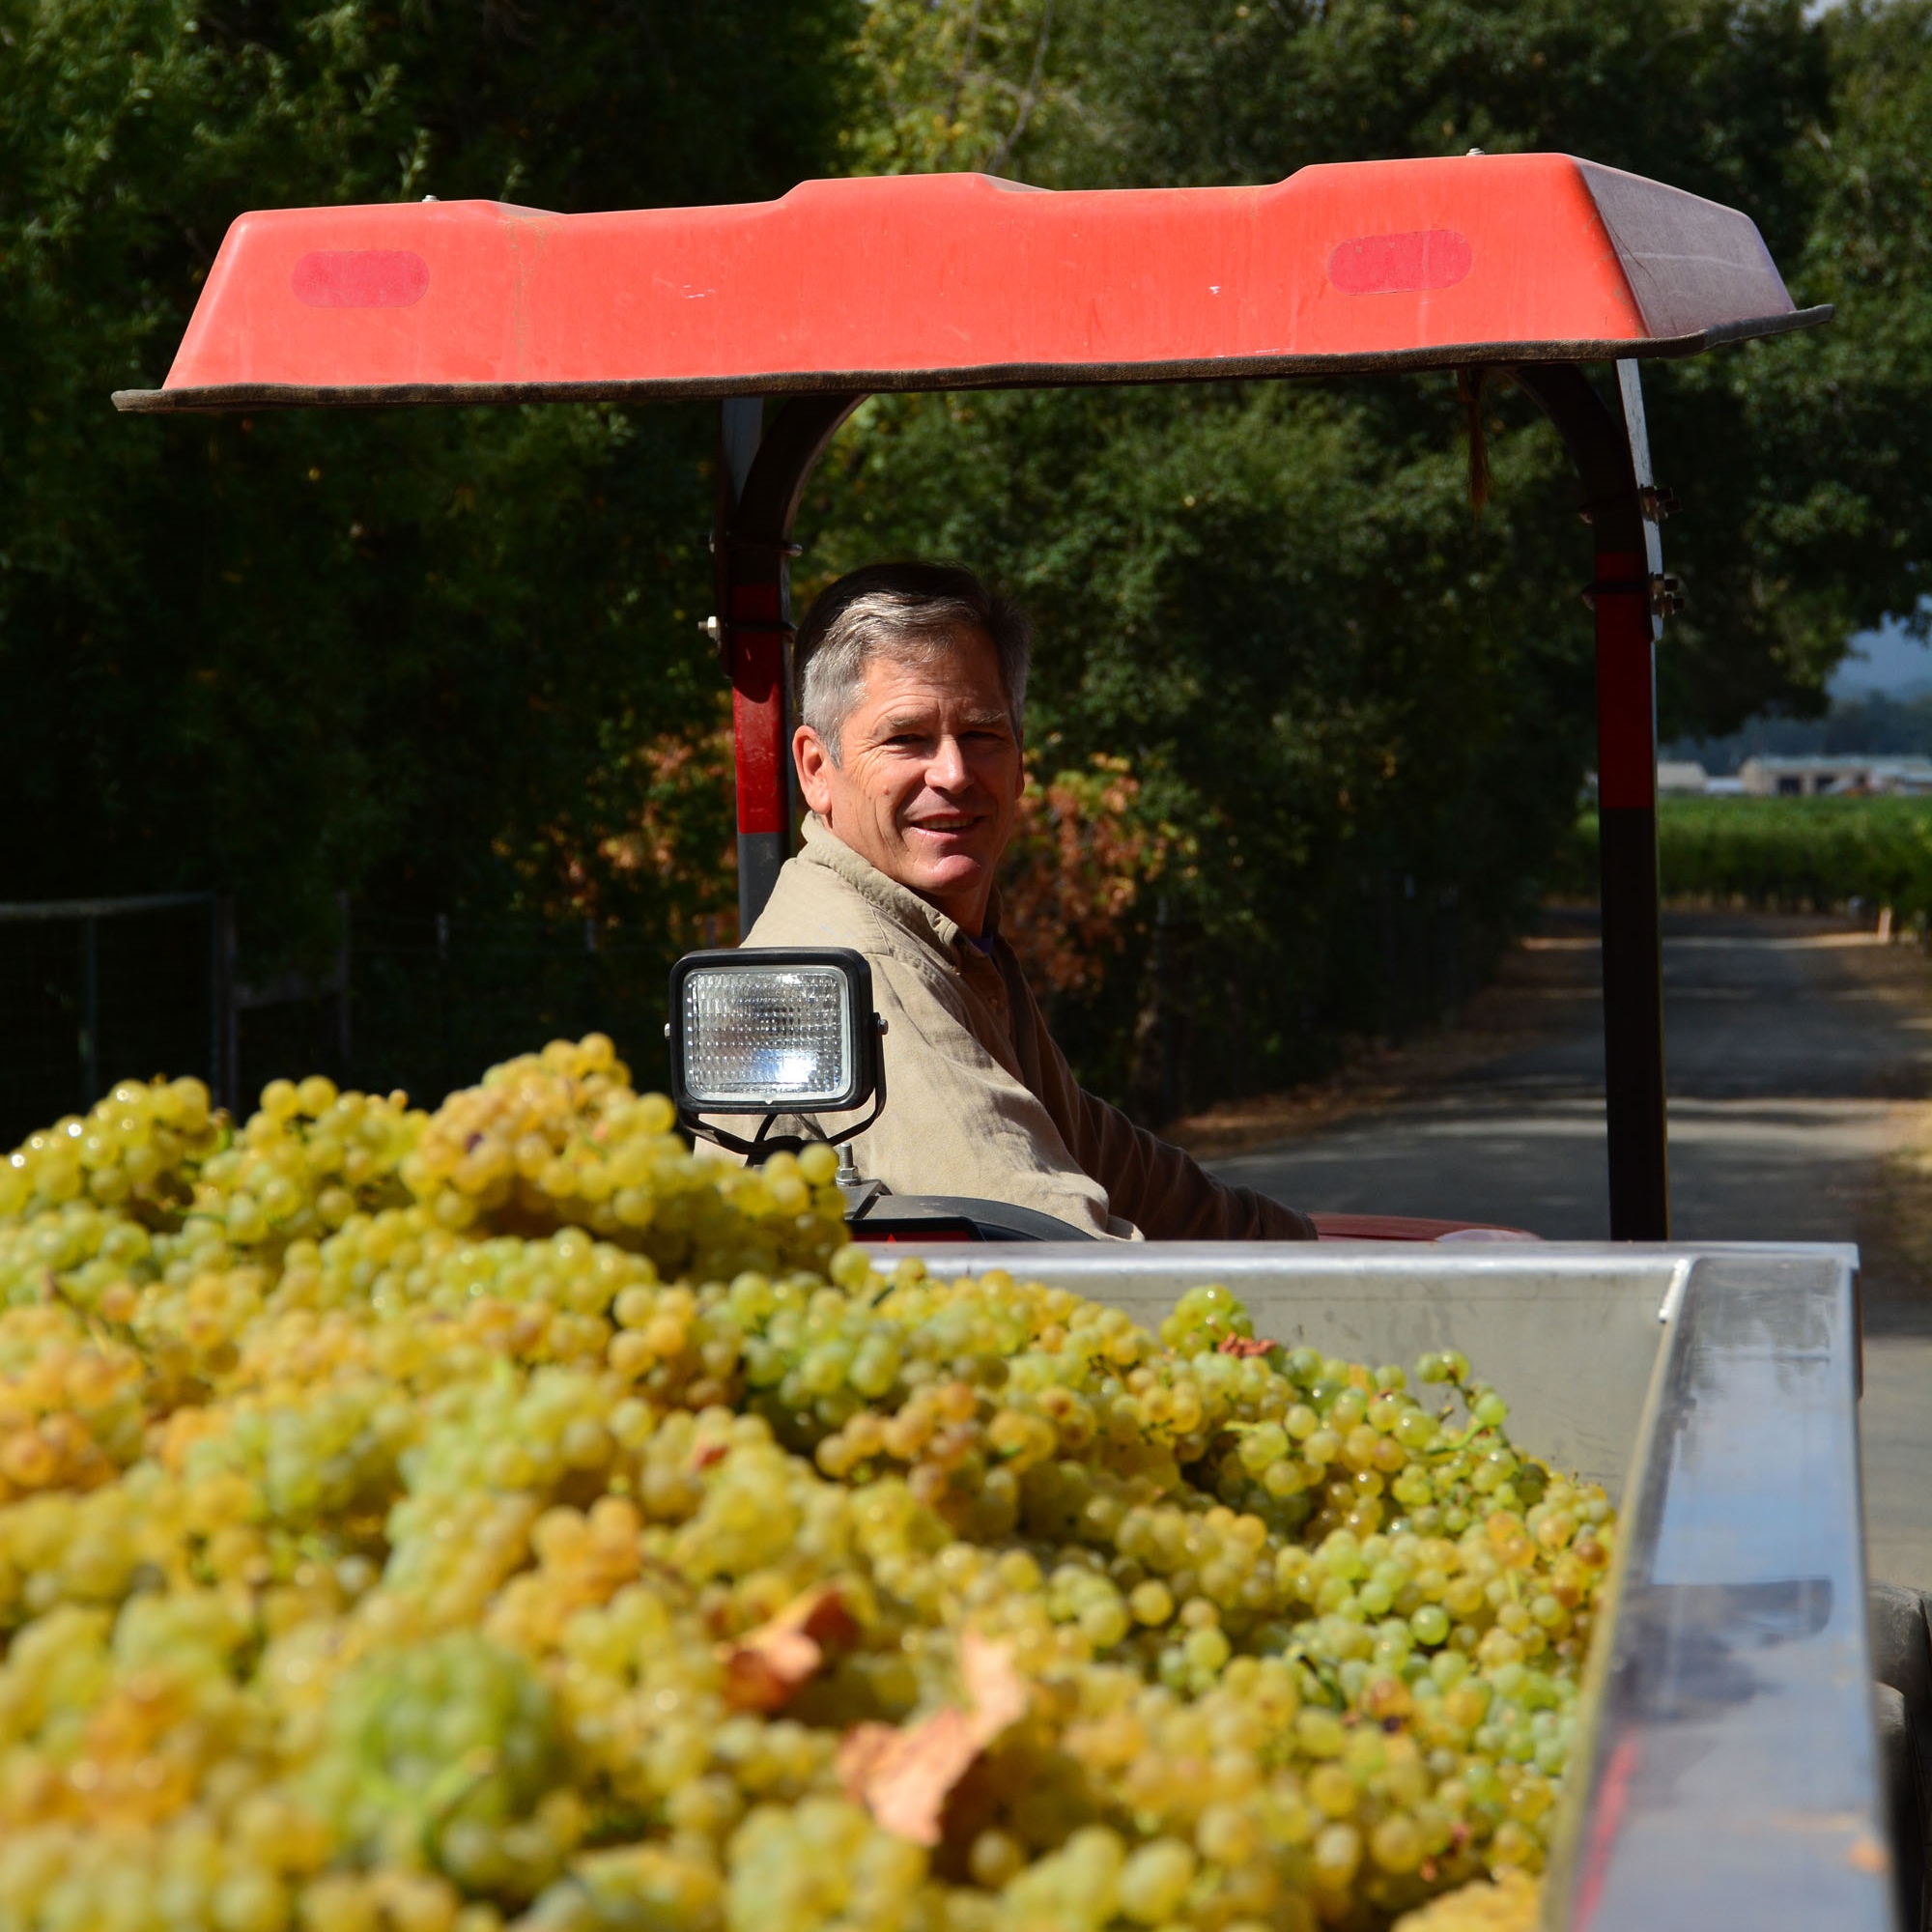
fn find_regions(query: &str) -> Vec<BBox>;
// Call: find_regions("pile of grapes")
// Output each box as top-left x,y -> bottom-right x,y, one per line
0,1039 -> 1614,1932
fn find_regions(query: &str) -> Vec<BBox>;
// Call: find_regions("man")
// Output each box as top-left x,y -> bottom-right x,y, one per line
742,560 -> 1316,1242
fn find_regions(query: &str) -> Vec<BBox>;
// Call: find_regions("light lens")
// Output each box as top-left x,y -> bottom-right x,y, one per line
680,965 -> 855,1107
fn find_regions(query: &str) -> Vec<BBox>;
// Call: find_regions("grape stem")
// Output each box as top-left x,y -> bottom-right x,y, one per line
417,1747 -> 503,1863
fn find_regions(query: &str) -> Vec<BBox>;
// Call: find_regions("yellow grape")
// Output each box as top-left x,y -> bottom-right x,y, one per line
0,1044 -> 1612,1931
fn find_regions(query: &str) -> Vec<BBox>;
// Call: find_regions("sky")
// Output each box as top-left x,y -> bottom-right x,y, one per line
1829,617 -> 1932,698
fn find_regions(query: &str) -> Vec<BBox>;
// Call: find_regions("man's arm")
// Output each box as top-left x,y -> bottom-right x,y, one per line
821,952 -> 1142,1238
1064,1076 -> 1317,1239
1009,972 -> 1317,1241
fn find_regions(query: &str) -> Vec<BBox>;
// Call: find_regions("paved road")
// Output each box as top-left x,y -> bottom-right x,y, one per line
1208,910 -> 1932,1587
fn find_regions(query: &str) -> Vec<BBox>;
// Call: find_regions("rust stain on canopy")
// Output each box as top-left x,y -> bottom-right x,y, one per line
113,154 -> 1828,412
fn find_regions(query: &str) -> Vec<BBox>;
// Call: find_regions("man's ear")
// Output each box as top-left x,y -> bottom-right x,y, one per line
794,724 -> 836,816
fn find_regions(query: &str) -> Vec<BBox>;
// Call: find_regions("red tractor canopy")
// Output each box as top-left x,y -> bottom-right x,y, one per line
115,154 -> 1832,1240
124,155 -> 1811,404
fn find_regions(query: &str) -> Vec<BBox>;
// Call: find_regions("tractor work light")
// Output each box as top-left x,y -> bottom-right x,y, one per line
668,948 -> 886,1157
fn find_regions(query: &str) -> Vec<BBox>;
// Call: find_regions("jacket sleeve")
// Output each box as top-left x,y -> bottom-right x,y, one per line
1024,991 -> 1318,1241
834,949 -> 1142,1239
1065,1076 -> 1318,1239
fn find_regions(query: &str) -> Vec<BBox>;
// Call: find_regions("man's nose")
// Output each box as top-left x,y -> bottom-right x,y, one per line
926,735 -> 971,787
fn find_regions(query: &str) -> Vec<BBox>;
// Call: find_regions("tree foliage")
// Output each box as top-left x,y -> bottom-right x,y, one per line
10,0 -> 1932,1117
0,0 -> 852,965
799,378 -> 1585,1104
810,0 -> 1932,1109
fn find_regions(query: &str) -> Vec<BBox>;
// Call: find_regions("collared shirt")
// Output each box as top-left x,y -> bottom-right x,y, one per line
742,815 -> 1316,1241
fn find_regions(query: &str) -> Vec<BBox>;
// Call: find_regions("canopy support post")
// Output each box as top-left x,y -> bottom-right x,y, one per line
714,392 -> 867,937
1509,363 -> 1670,1239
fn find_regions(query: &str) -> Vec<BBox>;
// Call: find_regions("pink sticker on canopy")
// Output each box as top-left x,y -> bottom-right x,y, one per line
291,250 -> 431,309
1327,230 -> 1473,296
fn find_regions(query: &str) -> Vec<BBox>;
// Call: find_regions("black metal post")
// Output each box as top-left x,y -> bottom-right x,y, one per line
214,895 -> 240,1115
335,890 -> 352,1077
582,913 -> 601,1037
718,397 -> 780,935
206,892 -> 223,1103
437,911 -> 452,1104
77,916 -> 99,1110
715,391 -> 867,937
1510,362 -> 1670,1239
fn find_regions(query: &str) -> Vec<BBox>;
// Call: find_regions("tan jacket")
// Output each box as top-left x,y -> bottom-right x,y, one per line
742,817 -> 1316,1241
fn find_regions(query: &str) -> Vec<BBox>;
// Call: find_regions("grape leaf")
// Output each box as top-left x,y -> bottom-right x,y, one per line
838,1630 -> 1027,1844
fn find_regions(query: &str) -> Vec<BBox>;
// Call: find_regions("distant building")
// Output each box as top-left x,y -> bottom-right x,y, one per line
1738,754 -> 1932,797
1657,760 -> 1710,796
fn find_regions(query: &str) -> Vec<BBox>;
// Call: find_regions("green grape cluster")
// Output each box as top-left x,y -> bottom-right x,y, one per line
397,1038 -> 846,1282
0,1063 -> 1605,1932
1,1038 -> 848,1326
309,1631 -> 571,1891
0,1075 -> 220,1222
0,1072 -> 417,1251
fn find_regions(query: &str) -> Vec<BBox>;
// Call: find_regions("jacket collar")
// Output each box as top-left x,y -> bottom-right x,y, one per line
798,814 -> 1005,958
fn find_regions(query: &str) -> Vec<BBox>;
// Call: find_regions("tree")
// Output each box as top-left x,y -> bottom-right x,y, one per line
0,0 -> 855,972
1668,0 -> 1932,729
812,0 -> 1932,1112
13,0 -> 1932,1123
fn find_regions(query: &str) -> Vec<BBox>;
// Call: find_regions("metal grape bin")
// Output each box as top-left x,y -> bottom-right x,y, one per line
118,162 -> 1889,1927
899,1240 -> 1886,1932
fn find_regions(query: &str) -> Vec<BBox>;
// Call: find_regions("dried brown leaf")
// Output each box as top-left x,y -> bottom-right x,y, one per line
721,1584 -> 858,1713
838,1631 -> 1028,1845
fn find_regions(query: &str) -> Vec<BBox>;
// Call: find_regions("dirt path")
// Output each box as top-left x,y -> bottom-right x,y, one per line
1188,909 -> 1932,1587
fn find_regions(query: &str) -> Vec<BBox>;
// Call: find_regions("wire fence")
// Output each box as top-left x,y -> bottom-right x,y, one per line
0,894 -> 222,1145
2,878 -> 1476,1148
346,911 -> 677,1111
0,895 -> 680,1145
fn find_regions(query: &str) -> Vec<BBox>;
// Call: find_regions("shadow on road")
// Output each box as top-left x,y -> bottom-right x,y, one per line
1206,908 -> 1932,1271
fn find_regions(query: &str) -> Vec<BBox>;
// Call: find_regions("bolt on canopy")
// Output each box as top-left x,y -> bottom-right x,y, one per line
112,155 -> 1832,1244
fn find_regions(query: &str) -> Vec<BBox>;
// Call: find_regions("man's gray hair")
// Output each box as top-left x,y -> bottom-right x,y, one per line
793,562 -> 1031,761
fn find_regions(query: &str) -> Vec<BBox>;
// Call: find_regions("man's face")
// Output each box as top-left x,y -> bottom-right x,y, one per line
793,627 -> 1024,934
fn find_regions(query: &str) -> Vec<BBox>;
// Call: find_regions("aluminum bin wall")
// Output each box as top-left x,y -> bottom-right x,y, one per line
893,1241 -> 1889,1932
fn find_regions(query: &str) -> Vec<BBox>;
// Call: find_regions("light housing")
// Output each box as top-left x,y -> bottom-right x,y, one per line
668,948 -> 885,1154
